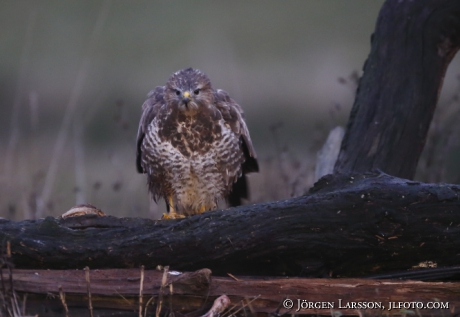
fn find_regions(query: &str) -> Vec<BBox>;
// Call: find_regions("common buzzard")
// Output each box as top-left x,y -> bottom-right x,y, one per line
136,68 -> 258,218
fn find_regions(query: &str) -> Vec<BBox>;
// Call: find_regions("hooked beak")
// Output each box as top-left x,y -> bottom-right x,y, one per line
182,91 -> 191,104
178,90 -> 198,112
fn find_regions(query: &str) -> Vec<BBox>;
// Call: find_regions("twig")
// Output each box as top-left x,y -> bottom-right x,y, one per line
139,265 -> 144,317
85,266 -> 93,317
227,273 -> 240,281
59,286 -> 69,317
200,295 -> 231,317
156,265 -> 169,317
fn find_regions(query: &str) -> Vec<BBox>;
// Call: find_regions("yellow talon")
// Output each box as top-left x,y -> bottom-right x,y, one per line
162,196 -> 208,218
162,213 -> 172,220
161,196 -> 185,219
162,212 -> 185,220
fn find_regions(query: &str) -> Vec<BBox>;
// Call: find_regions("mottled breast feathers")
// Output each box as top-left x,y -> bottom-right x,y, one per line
136,68 -> 258,217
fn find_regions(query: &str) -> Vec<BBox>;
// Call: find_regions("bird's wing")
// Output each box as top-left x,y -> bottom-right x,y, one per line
136,86 -> 165,173
214,89 -> 259,173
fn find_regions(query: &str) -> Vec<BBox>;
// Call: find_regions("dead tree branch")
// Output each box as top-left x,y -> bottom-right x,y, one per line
1,173 -> 459,278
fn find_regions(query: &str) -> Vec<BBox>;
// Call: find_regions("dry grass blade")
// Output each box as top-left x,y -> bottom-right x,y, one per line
221,295 -> 260,317
244,297 -> 256,316
139,265 -> 144,317
169,283 -> 173,317
59,286 -> 69,317
144,296 -> 156,317
21,294 -> 28,317
219,299 -> 239,317
85,266 -> 93,317
10,294 -> 19,317
6,291 -> 31,317
156,266 -> 169,317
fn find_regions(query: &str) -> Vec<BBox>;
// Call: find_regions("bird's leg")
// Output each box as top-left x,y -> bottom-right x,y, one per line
162,196 -> 184,219
168,195 -> 175,213
198,205 -> 207,214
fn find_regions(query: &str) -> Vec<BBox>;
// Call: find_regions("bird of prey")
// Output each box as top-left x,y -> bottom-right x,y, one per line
136,68 -> 258,218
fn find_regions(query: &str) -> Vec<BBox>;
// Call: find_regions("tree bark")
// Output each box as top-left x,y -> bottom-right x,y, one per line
334,0 -> 460,179
2,268 -> 459,316
1,173 -> 460,277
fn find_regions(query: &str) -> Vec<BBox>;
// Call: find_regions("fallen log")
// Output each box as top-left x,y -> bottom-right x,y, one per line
2,268 -> 459,316
1,173 -> 460,277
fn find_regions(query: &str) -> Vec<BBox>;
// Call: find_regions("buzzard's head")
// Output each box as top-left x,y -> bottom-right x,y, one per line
165,68 -> 213,114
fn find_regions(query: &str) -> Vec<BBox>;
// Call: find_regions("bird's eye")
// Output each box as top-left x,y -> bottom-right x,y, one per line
194,89 -> 200,95
175,90 -> 181,96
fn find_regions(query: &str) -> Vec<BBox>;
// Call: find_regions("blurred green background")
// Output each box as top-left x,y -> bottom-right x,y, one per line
1,1 -> 459,220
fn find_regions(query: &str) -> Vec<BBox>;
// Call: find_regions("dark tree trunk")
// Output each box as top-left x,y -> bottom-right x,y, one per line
334,0 -> 460,179
1,173 -> 460,278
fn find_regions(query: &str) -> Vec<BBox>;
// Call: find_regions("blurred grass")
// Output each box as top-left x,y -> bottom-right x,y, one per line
1,1 -> 459,220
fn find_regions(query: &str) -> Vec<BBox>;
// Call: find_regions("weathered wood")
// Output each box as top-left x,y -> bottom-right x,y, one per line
2,268 -> 459,316
334,0 -> 460,179
6,268 -> 211,297
1,173 -> 460,277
